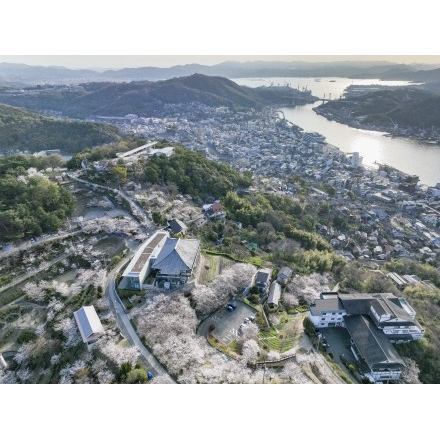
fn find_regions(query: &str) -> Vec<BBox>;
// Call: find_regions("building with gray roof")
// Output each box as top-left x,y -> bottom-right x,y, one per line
344,315 -> 406,383
276,266 -> 293,285
73,305 -> 105,346
308,291 -> 424,383
309,291 -> 424,342
152,237 -> 200,288
167,218 -> 188,236
267,281 -> 282,308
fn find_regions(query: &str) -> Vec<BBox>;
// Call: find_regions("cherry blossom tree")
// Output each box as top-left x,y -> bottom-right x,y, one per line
13,342 -> 35,365
282,292 -> 299,309
46,297 -> 64,321
191,263 -> 257,317
53,317 -> 82,348
0,370 -> 17,384
287,273 -> 331,304
278,359 -> 314,384
59,359 -> 89,384
240,339 -> 260,367
50,353 -> 61,365
23,281 -> 45,302
240,322 -> 259,341
95,336 -> 140,368
400,356 -> 421,384
266,350 -> 281,362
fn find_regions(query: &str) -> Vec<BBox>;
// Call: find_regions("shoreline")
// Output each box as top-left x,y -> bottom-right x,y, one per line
312,106 -> 440,146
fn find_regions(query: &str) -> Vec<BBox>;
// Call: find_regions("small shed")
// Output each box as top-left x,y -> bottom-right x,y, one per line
267,281 -> 282,308
167,218 -> 188,236
73,305 -> 105,345
277,266 -> 293,285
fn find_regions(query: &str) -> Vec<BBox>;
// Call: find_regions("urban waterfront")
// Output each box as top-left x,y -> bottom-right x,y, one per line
232,77 -> 440,187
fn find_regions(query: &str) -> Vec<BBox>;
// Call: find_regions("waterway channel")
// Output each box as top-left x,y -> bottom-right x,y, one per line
231,76 -> 440,187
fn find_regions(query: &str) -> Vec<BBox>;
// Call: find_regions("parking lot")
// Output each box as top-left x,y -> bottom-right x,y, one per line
318,327 -> 358,379
208,301 -> 258,345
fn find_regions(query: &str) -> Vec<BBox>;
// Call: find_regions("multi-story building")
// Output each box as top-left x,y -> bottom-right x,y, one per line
308,291 -> 424,383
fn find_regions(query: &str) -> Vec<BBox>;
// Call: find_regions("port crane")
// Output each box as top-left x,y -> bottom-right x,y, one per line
389,117 -> 398,134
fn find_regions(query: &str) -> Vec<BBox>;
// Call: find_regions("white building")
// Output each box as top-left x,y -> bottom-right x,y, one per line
73,306 -> 105,346
120,231 -> 169,290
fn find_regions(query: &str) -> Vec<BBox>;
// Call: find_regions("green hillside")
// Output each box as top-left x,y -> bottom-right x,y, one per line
316,87 -> 440,130
0,74 -> 317,118
0,104 -> 122,153
0,154 -> 74,241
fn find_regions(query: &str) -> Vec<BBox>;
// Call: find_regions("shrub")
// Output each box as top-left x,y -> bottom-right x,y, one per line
17,329 -> 37,344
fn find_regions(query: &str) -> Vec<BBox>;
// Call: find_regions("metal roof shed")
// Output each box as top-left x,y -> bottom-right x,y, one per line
73,305 -> 105,344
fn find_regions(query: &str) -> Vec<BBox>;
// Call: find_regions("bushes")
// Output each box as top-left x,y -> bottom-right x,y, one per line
17,329 -> 37,344
303,316 -> 316,337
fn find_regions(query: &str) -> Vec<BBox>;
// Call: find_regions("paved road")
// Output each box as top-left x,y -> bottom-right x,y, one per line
66,172 -> 153,232
105,258 -> 175,384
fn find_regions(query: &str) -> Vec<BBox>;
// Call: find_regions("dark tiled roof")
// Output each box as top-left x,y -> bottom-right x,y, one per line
309,297 -> 344,315
152,238 -> 200,275
344,315 -> 405,369
256,271 -> 270,284
168,218 -> 187,234
338,293 -> 373,315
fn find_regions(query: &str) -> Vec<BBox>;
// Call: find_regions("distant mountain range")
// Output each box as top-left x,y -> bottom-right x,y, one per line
0,74 -> 318,118
1,60 -> 440,86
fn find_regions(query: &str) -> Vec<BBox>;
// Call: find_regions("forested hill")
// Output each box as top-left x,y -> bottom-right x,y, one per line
315,87 -> 440,131
0,74 -> 318,119
0,104 -> 122,153
0,154 -> 74,241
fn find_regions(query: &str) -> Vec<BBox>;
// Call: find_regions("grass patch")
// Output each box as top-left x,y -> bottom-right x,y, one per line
258,311 -> 304,353
0,286 -> 26,307
207,333 -> 241,360
198,253 -> 236,285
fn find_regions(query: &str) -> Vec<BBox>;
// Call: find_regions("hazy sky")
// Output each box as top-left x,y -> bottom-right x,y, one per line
2,2 -> 438,70
1,55 -> 440,70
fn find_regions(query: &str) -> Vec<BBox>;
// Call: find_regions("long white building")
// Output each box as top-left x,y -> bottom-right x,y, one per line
120,231 -> 200,290
120,231 -> 169,290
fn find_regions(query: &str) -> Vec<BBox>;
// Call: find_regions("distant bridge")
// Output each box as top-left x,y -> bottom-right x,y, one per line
282,95 -> 333,105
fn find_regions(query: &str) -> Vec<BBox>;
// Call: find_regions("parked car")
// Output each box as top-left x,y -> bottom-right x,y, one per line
228,302 -> 237,310
147,371 -> 154,380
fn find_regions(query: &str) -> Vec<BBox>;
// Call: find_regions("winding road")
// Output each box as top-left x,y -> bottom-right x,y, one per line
105,257 -> 175,384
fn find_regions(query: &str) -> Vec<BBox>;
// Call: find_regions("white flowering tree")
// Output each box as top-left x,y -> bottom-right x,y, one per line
239,322 -> 259,342
287,273 -> 331,304
191,263 -> 257,317
53,317 -> 82,348
240,339 -> 260,367
95,336 -> 140,368
23,281 -> 46,302
400,357 -> 421,384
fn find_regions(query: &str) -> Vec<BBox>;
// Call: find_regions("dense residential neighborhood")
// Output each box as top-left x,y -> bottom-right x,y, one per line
1,73 -> 440,386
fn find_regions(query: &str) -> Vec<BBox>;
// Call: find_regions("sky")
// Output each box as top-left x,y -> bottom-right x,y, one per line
2,55 -> 440,70
2,1 -> 439,70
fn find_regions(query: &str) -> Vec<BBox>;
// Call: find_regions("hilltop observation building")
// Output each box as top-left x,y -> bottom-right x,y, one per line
119,231 -> 169,290
119,231 -> 201,290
